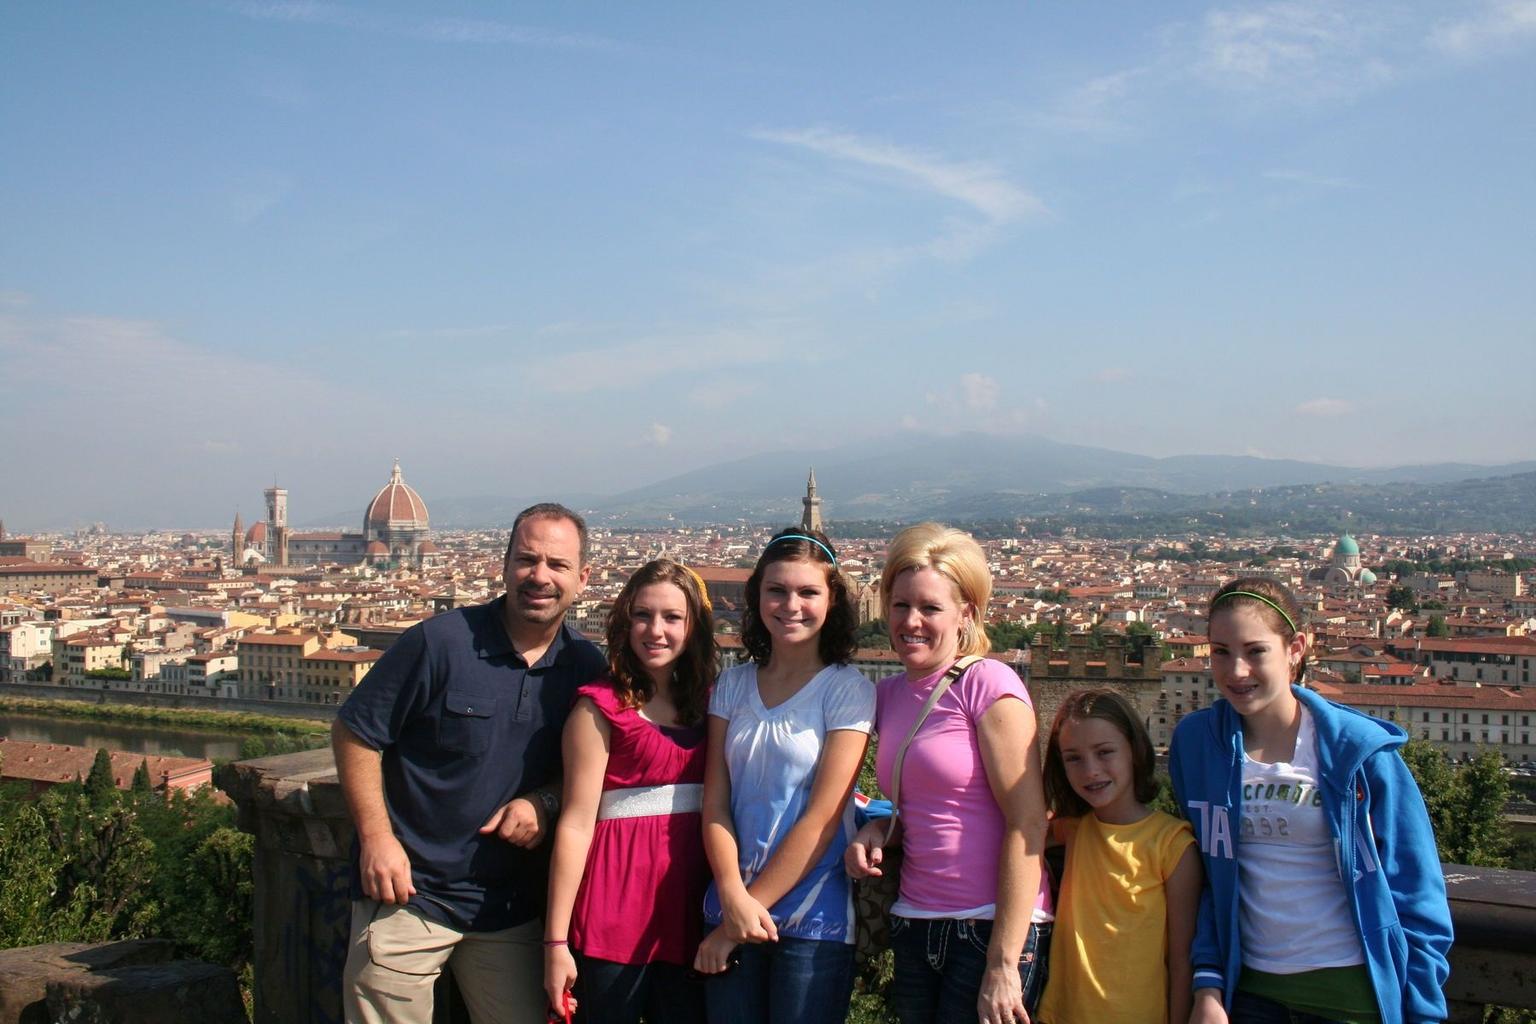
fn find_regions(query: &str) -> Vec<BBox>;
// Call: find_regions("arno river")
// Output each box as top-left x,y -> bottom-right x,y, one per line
0,713 -> 248,761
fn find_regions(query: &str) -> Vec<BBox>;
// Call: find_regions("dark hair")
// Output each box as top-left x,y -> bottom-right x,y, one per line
1043,688 -> 1157,818
506,503 -> 589,566
604,559 -> 716,727
1208,576 -> 1308,683
740,527 -> 858,667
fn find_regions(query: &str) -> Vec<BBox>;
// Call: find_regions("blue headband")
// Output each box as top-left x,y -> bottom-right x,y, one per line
765,533 -> 838,567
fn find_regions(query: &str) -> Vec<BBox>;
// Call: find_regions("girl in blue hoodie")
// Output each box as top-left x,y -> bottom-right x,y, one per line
1169,577 -> 1451,1024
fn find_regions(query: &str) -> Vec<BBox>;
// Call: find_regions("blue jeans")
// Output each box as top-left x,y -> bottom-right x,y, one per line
887,917 -> 1051,1024
1231,990 -> 1349,1024
703,936 -> 854,1024
571,953 -> 704,1024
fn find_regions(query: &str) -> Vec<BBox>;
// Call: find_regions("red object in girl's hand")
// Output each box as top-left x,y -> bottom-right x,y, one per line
547,990 -> 574,1024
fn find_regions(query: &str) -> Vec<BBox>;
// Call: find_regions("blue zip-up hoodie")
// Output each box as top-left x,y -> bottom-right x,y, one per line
1168,686 -> 1453,1023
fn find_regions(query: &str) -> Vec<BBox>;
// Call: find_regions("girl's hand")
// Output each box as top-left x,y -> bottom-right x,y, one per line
542,945 -> 578,1017
844,820 -> 887,878
1189,988 -> 1227,1024
692,926 -> 741,974
720,889 -> 779,944
977,963 -> 1028,1024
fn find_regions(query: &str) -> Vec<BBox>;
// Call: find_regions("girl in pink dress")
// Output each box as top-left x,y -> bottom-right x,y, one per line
543,559 -> 717,1023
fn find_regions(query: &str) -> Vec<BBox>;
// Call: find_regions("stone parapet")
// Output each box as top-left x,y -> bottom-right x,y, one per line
218,748 -> 354,1024
218,747 -> 468,1023
0,939 -> 242,1024
1444,864 -> 1536,1020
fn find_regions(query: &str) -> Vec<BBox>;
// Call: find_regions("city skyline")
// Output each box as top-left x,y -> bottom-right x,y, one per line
3,1 -> 1534,530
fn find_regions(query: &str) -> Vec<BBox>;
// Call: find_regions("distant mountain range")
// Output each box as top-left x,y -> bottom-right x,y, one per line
303,433 -> 1536,534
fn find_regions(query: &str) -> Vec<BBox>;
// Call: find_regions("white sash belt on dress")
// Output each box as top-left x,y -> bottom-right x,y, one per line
596,783 -> 703,820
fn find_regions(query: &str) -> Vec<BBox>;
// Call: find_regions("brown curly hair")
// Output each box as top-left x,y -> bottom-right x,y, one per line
604,559 -> 717,726
740,528 -> 858,667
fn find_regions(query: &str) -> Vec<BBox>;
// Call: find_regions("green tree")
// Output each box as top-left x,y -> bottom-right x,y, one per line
84,748 -> 118,808
1385,585 -> 1416,611
1426,614 -> 1450,638
130,760 -> 153,795
170,825 -> 254,968
985,621 -> 1036,652
854,618 -> 891,651
1399,740 -> 1458,847
1400,740 -> 1511,866
0,801 -> 68,946
1455,751 -> 1512,866
40,785 -> 157,941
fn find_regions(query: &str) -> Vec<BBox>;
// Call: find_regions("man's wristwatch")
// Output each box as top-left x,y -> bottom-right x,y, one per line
533,788 -> 560,823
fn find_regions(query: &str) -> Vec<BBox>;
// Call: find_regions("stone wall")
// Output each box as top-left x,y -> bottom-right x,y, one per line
216,748 -> 468,1023
217,748 -> 354,1024
0,940 -> 244,1024
1025,632 -> 1162,738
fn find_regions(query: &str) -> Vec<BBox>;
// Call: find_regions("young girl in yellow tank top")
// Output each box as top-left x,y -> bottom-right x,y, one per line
1036,689 -> 1203,1024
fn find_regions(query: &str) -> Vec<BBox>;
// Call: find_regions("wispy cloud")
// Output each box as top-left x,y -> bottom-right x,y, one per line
226,171 -> 295,224
1198,1 -> 1394,98
228,2 -> 624,51
1033,66 -> 1156,137
1263,168 -> 1360,189
384,322 -> 521,341
519,325 -> 798,395
418,18 -> 619,50
1430,0 -> 1536,56
959,372 -> 1001,412
1296,397 -> 1356,417
751,128 -> 1046,225
0,312 -> 334,416
687,379 -> 758,410
645,423 -> 673,447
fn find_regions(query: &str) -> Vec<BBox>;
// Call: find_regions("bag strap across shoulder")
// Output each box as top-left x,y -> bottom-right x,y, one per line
886,654 -> 982,839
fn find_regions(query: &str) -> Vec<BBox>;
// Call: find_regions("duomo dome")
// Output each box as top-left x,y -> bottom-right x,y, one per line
366,460 -> 429,534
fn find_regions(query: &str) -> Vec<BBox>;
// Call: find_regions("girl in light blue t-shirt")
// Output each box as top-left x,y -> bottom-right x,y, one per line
693,527 -> 874,1024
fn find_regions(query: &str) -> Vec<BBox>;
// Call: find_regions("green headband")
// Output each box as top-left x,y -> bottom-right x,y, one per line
1211,590 -> 1299,634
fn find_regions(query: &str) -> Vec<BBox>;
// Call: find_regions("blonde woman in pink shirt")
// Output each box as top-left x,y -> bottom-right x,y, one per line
846,523 -> 1052,1024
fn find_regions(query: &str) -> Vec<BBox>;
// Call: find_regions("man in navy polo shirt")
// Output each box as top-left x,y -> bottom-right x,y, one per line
334,502 -> 607,1024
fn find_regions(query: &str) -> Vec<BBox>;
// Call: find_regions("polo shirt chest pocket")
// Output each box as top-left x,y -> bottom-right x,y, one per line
438,690 -> 497,756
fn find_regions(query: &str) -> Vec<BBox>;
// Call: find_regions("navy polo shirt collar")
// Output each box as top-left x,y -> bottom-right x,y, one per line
476,595 -> 575,671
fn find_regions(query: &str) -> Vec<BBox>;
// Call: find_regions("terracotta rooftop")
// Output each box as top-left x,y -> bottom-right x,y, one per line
0,738 -> 213,789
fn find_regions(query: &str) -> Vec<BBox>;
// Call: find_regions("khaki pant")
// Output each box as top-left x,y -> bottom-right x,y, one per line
342,899 -> 546,1024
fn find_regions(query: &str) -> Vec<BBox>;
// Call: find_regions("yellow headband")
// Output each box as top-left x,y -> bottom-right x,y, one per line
680,565 -> 713,613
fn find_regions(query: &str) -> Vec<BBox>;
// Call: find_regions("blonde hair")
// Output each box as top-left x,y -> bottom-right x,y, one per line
879,522 -> 992,657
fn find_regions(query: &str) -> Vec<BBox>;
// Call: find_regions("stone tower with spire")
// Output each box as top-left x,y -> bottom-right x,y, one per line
800,468 -> 823,534
264,484 -> 289,567
232,512 -> 244,568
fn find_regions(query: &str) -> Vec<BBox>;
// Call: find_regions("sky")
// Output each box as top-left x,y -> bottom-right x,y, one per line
2,1 -> 1534,531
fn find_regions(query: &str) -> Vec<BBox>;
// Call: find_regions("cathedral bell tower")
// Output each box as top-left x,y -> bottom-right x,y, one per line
800,468 -> 823,534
